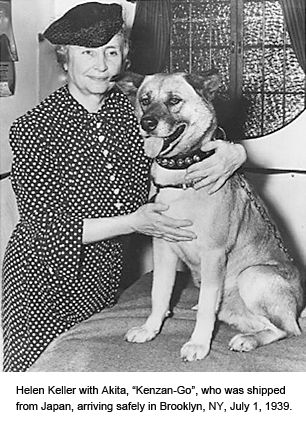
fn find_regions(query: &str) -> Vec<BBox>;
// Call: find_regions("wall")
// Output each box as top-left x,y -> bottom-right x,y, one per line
242,110 -> 306,272
0,0 -> 54,372
0,0 -> 53,173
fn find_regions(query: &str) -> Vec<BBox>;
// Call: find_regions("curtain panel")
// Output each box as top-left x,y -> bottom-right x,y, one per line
128,0 -> 171,75
279,0 -> 306,72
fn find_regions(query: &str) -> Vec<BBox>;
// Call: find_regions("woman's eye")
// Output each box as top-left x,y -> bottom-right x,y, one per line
169,98 -> 182,106
107,50 -> 119,57
82,50 -> 93,56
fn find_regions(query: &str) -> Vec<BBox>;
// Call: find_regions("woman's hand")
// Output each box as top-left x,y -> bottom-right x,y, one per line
130,202 -> 196,242
185,140 -> 247,194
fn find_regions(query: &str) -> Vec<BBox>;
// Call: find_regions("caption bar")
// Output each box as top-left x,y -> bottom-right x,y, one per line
14,383 -> 292,415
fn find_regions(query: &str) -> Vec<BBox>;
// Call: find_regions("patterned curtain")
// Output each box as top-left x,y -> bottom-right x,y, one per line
128,0 -> 171,74
279,0 -> 306,72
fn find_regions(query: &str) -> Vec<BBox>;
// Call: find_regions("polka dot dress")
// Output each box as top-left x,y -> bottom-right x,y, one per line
2,85 -> 151,372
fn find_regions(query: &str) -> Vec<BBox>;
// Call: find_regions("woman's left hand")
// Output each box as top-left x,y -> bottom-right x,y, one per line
184,140 -> 247,194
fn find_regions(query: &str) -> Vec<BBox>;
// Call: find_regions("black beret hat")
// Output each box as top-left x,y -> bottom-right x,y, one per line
43,2 -> 124,48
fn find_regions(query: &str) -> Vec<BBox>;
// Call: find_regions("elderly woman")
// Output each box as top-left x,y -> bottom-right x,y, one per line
2,2 -> 246,372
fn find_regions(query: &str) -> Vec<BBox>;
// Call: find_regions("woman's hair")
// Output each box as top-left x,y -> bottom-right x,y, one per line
54,27 -> 130,72
54,45 -> 69,70
118,27 -> 131,71
118,27 -> 130,63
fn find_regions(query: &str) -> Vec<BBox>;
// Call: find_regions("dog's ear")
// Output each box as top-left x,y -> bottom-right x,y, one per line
115,71 -> 145,107
185,70 -> 221,101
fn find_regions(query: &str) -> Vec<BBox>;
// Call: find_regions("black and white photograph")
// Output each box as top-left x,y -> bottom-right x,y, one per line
0,0 -> 305,381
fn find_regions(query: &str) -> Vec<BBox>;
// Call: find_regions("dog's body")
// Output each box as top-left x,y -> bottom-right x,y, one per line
124,72 -> 304,361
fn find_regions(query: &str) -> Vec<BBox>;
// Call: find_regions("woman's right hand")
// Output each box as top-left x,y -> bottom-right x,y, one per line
129,203 -> 197,242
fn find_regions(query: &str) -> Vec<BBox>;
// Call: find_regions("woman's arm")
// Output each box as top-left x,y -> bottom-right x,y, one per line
9,119 -> 85,280
185,140 -> 247,194
83,202 -> 196,244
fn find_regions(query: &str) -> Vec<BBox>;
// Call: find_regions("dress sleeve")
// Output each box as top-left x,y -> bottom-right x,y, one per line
10,118 -> 84,281
124,109 -> 151,208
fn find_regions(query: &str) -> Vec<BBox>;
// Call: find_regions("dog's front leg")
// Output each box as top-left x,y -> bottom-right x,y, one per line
125,238 -> 178,343
181,249 -> 226,361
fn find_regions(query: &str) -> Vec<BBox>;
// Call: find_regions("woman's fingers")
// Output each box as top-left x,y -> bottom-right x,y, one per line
150,202 -> 169,212
185,159 -> 216,178
132,203 -> 196,241
154,231 -> 195,242
148,204 -> 196,238
185,167 -> 216,184
184,141 -> 247,193
206,177 -> 226,194
154,211 -> 196,240
160,226 -> 196,240
156,213 -> 193,228
192,174 -> 219,189
153,219 -> 196,240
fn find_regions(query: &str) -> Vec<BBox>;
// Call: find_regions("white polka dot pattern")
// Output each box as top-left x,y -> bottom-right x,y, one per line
2,85 -> 151,372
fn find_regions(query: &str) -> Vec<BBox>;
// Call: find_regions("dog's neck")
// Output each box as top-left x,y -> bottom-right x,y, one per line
150,126 -> 226,195
155,147 -> 215,170
151,146 -> 211,194
151,163 -> 187,191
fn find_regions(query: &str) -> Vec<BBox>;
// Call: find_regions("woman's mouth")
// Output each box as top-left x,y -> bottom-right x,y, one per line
87,75 -> 108,81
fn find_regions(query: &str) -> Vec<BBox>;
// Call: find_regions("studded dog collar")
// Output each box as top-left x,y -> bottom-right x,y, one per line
149,126 -> 227,198
155,126 -> 226,170
156,147 -> 215,170
151,147 -> 215,196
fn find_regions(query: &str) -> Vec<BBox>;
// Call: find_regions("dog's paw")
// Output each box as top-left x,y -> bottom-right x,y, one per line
125,326 -> 157,343
180,341 -> 210,362
229,333 -> 259,352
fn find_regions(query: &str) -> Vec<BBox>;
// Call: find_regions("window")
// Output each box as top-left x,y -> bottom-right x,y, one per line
170,0 -> 306,139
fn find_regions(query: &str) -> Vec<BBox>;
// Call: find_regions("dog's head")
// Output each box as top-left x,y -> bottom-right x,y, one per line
121,71 -> 220,158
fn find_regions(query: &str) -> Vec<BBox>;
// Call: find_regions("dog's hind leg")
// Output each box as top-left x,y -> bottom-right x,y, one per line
228,264 -> 302,352
125,239 -> 179,343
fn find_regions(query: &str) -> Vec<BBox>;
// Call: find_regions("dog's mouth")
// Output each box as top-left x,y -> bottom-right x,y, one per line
143,124 -> 187,159
159,124 -> 187,156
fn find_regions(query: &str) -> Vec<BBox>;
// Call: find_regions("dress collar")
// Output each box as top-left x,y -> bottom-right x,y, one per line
62,84 -> 124,119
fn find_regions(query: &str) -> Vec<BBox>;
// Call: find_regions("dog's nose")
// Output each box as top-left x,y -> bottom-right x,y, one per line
140,116 -> 158,132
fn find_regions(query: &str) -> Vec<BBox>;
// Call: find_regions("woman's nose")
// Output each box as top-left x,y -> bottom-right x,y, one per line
94,52 -> 107,71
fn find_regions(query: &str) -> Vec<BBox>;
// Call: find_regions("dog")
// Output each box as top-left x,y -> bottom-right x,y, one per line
122,71 -> 304,362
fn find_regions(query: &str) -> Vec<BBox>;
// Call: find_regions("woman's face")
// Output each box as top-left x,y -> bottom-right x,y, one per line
66,33 -> 125,98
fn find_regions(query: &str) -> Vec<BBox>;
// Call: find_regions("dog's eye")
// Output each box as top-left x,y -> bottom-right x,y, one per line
169,97 -> 182,106
141,97 -> 150,106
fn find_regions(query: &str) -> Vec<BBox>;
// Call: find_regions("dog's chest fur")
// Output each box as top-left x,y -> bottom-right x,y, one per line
152,163 -> 233,275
